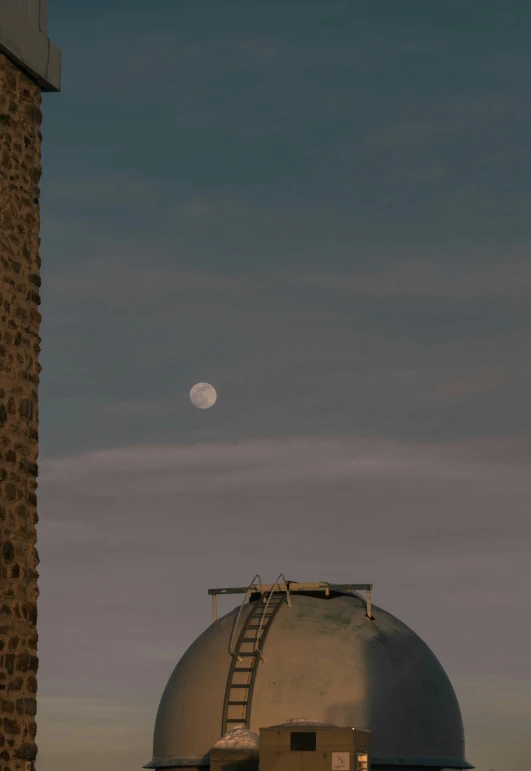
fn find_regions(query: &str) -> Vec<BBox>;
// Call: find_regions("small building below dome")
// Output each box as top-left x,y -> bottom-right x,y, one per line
209,720 -> 370,771
260,722 -> 370,771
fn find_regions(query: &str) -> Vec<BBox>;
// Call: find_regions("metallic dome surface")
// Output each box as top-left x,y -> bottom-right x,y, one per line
148,591 -> 470,769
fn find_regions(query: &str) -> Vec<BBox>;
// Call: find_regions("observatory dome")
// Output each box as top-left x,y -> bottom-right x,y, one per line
145,583 -> 471,771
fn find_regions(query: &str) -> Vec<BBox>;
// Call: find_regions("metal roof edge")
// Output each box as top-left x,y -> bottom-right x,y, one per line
0,1 -> 61,91
143,756 -> 210,769
144,757 -> 474,770
371,758 -> 474,769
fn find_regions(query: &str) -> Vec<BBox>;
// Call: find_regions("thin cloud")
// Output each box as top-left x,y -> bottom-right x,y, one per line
363,121 -> 462,150
45,171 -> 163,211
296,263 -> 531,299
37,696 -> 152,764
44,256 -> 252,302
44,249 -> 531,305
39,435 -> 531,501
101,401 -> 173,417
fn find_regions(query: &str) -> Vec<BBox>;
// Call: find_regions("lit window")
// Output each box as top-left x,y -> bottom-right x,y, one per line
357,753 -> 368,771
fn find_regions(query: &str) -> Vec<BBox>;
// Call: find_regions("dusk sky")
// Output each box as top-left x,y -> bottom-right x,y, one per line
35,3 -> 530,771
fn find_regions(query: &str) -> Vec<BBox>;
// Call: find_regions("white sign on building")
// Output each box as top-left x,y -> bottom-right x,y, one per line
332,752 -> 350,770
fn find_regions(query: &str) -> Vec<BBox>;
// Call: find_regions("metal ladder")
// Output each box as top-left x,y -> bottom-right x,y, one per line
221,574 -> 291,735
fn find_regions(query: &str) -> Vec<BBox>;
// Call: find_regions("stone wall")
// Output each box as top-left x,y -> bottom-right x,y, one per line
0,51 -> 43,771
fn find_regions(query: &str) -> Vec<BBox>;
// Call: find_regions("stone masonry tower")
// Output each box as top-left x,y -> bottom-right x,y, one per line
0,2 -> 61,769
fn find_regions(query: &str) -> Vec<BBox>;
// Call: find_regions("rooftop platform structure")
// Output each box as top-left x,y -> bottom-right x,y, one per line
209,579 -> 374,622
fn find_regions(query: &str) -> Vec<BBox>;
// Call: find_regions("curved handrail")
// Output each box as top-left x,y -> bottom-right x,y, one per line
228,573 -> 263,656
254,573 -> 291,656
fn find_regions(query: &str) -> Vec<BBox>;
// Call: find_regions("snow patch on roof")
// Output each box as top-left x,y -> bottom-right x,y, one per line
212,726 -> 260,751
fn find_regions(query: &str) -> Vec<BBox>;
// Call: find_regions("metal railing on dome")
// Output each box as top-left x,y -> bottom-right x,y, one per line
209,580 -> 374,622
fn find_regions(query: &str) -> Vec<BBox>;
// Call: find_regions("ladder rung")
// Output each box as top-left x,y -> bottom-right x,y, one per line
230,684 -> 249,689
228,700 -> 248,706
246,624 -> 265,629
241,637 -> 260,642
226,718 -> 247,723
234,667 -> 253,672
237,652 -> 256,657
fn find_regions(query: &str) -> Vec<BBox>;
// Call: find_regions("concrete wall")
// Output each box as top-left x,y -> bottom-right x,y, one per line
0,50 -> 43,771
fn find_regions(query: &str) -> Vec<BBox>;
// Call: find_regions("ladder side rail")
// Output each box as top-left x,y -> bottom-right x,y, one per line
254,573 -> 290,654
245,590 -> 285,727
222,607 -> 257,734
254,580 -> 281,652
228,573 -> 263,656
222,573 -> 264,734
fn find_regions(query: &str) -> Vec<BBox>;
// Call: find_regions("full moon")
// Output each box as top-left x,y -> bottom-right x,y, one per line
189,382 -> 217,409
